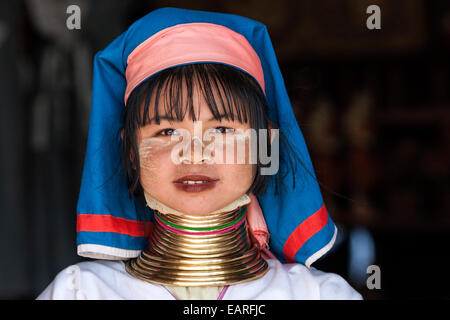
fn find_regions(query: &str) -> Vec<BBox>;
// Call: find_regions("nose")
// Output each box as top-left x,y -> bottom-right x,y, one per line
179,134 -> 213,164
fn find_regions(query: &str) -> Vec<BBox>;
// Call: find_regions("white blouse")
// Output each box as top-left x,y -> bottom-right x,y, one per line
36,258 -> 363,300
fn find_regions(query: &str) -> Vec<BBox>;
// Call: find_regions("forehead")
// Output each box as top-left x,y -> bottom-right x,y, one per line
140,74 -> 247,124
147,81 -> 221,120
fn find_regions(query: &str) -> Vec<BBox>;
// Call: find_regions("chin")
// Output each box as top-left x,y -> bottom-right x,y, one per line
167,185 -> 245,215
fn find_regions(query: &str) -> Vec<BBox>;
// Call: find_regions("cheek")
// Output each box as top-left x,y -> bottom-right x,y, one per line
221,162 -> 256,191
138,138 -> 175,188
207,133 -> 256,165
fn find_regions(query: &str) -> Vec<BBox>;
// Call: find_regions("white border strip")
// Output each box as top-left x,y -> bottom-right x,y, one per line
77,244 -> 141,260
304,225 -> 338,268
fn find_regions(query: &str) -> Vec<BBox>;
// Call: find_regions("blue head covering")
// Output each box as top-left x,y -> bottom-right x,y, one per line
76,7 -> 337,267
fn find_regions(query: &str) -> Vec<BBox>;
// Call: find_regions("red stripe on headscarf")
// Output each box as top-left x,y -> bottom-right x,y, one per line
77,214 -> 153,238
282,205 -> 328,263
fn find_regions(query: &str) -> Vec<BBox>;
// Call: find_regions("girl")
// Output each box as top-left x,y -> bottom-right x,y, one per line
37,7 -> 362,300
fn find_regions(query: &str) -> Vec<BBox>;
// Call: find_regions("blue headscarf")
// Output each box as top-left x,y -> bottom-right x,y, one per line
76,7 -> 336,267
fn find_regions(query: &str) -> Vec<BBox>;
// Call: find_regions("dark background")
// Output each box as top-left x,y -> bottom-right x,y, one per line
0,0 -> 449,299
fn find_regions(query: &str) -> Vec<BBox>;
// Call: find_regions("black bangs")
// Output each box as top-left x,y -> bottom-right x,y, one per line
126,63 -> 266,128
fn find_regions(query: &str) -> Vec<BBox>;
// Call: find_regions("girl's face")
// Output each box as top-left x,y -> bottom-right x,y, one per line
135,84 -> 256,216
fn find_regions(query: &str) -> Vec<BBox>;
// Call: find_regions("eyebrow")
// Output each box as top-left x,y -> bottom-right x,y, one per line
149,114 -> 232,123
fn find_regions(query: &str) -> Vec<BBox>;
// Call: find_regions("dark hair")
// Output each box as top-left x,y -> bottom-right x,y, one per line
121,63 -> 300,198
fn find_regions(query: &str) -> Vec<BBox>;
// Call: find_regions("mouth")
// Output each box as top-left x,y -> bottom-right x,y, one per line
173,175 -> 219,193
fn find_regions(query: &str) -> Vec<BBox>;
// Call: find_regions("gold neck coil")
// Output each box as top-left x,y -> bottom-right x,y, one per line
125,206 -> 269,287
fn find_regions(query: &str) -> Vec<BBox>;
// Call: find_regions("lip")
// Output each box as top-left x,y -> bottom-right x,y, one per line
173,175 -> 219,193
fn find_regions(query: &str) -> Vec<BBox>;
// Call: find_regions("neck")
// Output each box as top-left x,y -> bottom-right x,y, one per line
125,194 -> 268,286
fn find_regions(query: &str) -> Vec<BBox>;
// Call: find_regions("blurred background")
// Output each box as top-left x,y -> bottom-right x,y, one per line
0,0 -> 449,299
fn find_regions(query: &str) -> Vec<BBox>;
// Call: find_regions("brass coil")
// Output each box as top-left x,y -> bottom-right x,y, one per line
125,206 -> 269,287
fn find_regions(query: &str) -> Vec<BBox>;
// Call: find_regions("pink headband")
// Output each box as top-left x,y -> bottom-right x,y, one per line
124,22 -> 265,104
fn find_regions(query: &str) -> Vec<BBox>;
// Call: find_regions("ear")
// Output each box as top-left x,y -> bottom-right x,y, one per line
268,122 -> 275,144
122,128 -> 137,170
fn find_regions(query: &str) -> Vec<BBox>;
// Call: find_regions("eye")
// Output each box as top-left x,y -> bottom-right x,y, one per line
155,128 -> 180,136
210,126 -> 235,134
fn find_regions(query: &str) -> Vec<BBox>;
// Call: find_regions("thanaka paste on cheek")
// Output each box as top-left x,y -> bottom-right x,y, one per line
137,136 -> 177,194
138,136 -> 174,171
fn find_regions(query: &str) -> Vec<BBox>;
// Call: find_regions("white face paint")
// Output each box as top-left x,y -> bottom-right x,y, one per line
138,137 -> 174,176
139,136 -> 173,158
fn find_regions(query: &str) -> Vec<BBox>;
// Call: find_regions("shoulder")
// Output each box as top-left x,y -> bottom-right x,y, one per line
278,260 -> 363,300
36,260 -> 124,300
36,260 -> 172,300
238,259 -> 362,300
